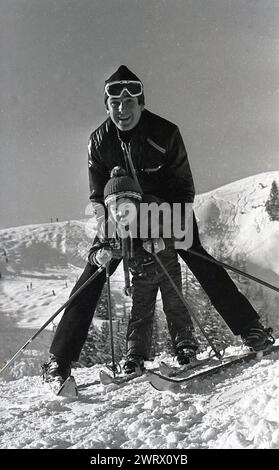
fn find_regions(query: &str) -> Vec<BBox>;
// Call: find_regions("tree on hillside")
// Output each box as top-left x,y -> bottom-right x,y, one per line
94,286 -> 109,319
79,324 -> 101,367
79,286 -> 131,367
265,180 -> 279,221
150,307 -> 160,359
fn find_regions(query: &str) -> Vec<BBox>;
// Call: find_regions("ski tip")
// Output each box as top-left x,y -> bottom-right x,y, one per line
57,375 -> 78,398
159,361 -> 173,377
149,381 -> 163,392
99,370 -> 115,385
148,372 -> 180,393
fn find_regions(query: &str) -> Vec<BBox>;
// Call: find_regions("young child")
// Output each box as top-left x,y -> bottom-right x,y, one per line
88,167 -> 198,374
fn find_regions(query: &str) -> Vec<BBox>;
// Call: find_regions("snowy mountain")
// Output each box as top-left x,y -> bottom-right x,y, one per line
0,171 -> 279,450
2,171 -> 278,283
196,171 -> 279,285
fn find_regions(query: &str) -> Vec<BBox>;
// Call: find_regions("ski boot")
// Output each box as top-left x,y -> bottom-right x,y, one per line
42,355 -> 71,385
175,338 -> 199,366
123,355 -> 145,375
241,320 -> 275,352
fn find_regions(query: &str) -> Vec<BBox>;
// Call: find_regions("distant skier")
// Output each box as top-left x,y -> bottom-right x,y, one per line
43,65 -> 274,385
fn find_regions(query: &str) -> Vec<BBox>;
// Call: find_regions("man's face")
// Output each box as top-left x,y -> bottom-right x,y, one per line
107,92 -> 144,131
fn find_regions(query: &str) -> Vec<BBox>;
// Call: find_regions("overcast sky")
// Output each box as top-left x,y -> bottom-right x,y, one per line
1,0 -> 279,228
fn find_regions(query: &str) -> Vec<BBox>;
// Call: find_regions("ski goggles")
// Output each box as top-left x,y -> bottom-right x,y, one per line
104,80 -> 143,98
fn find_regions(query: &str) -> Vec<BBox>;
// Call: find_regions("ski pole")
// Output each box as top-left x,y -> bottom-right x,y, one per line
153,252 -> 223,359
105,263 -> 117,377
187,249 -> 279,294
0,265 -> 105,377
121,235 -> 133,297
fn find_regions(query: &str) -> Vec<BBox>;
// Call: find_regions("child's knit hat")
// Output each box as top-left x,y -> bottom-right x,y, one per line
104,166 -> 142,206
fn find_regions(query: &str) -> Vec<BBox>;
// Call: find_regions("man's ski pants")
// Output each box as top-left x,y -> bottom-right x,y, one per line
50,212 -> 259,362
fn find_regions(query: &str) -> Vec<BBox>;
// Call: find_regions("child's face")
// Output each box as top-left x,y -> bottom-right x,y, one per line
109,197 -> 138,227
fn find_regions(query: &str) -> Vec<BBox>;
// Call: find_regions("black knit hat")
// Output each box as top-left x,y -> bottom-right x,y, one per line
104,166 -> 142,206
105,65 -> 141,84
104,65 -> 145,106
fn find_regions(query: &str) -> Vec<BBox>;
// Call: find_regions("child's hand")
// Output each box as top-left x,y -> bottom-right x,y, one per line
95,248 -> 113,266
143,238 -> 165,253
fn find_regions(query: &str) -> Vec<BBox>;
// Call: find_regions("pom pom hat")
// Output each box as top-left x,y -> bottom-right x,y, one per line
104,166 -> 143,206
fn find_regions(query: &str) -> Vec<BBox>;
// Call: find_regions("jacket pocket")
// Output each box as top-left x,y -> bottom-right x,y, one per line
140,138 -> 167,174
142,164 -> 164,174
147,138 -> 166,155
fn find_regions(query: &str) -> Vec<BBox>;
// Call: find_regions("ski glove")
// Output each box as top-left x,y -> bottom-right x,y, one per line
143,238 -> 165,254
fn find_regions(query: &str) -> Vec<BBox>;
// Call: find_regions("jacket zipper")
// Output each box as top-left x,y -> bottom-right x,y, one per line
120,141 -> 141,188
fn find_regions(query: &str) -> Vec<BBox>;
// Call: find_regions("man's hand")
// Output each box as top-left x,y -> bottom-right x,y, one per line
94,248 -> 113,266
143,238 -> 165,254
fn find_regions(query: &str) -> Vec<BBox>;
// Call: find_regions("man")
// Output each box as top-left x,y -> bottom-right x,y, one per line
43,65 -> 273,384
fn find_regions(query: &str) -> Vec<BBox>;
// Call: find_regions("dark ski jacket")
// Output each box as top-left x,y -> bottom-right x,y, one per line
88,109 -> 195,206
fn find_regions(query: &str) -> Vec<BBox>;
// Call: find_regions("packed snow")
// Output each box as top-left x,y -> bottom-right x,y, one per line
1,346 -> 279,450
0,172 -> 279,450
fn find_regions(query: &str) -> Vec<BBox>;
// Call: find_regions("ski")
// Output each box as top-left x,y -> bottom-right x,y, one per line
100,356 -> 239,386
46,375 -> 79,398
149,344 -> 279,392
159,357 -> 218,377
158,352 -> 251,378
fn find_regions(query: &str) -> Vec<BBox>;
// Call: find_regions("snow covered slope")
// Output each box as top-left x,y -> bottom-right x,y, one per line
0,219 -> 92,272
195,171 -> 279,285
1,345 -> 279,449
0,220 -> 129,328
0,171 -> 279,449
